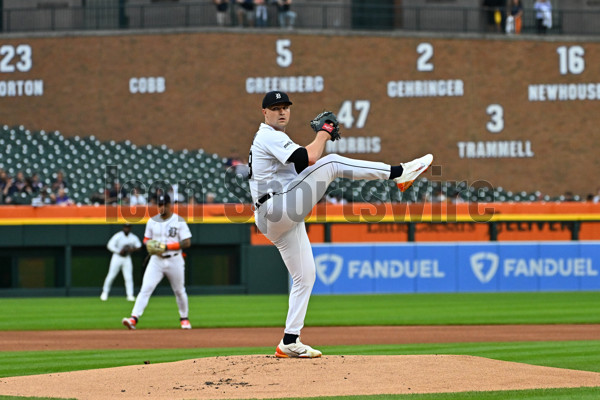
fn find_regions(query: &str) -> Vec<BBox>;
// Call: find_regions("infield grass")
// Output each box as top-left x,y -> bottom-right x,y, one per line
0,291 -> 599,330
1,292 -> 599,399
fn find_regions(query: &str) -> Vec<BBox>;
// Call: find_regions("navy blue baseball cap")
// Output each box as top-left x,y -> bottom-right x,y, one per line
157,193 -> 171,205
262,91 -> 292,109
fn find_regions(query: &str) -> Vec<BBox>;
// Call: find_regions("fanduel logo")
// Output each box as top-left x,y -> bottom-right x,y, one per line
470,252 -> 499,283
315,254 -> 343,285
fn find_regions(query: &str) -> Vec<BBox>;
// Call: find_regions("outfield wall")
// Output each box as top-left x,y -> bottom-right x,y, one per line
0,202 -> 598,296
0,222 -> 289,297
311,242 -> 600,295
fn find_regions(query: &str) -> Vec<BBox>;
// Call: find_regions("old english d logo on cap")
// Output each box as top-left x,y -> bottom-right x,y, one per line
262,91 -> 292,108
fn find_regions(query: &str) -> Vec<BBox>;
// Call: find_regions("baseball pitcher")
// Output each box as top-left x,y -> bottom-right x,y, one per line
249,91 -> 432,357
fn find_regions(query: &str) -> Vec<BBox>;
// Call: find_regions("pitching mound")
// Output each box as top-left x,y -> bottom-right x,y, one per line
2,355 -> 600,399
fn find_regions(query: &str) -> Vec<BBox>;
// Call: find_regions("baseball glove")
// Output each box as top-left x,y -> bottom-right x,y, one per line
119,245 -> 132,257
146,239 -> 166,255
310,111 -> 341,142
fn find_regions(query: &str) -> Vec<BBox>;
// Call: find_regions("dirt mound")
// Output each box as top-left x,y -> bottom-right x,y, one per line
2,355 -> 600,399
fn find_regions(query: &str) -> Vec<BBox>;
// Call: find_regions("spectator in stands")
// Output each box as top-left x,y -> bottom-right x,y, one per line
562,191 -> 575,202
505,0 -> 522,34
235,159 -> 251,177
31,173 -> 46,194
593,188 -> 600,204
326,193 -> 347,205
0,169 -> 8,202
51,170 -> 68,194
205,192 -> 217,203
1,176 -> 18,204
225,150 -> 243,169
236,0 -> 255,27
431,188 -> 447,203
276,0 -> 296,29
129,187 -> 147,206
534,0 -> 552,34
20,177 -> 35,197
89,187 -> 108,205
106,181 -> 127,205
214,0 -> 229,26
451,191 -> 466,204
13,171 -> 26,192
255,0 -> 268,27
34,188 -> 54,207
586,193 -> 595,202
225,151 -> 251,177
483,0 -> 504,32
54,187 -> 73,206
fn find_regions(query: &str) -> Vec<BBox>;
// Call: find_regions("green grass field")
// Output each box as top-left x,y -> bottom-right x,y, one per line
1,292 -> 599,330
0,292 -> 599,400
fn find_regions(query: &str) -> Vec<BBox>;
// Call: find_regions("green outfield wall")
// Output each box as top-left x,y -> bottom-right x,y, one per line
0,223 -> 288,297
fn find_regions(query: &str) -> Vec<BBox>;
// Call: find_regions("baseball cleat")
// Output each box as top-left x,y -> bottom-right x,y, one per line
180,319 -> 192,329
394,153 -> 433,192
275,338 -> 322,358
126,295 -> 135,302
122,317 -> 137,330
100,292 -> 108,301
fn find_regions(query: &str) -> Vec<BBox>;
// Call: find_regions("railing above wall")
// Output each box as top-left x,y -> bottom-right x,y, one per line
2,3 -> 600,36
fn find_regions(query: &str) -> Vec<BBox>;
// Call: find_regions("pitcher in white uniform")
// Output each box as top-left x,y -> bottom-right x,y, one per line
249,91 -> 433,358
101,223 -> 142,301
122,193 -> 193,330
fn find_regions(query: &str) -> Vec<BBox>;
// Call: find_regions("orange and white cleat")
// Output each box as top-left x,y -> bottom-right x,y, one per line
275,338 -> 322,358
122,317 -> 137,330
180,318 -> 192,329
394,154 -> 433,192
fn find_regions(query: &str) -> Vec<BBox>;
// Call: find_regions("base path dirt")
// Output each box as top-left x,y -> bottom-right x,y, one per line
2,324 -> 600,351
2,355 -> 600,400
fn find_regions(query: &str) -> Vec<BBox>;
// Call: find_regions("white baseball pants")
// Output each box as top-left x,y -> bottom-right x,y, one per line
131,255 -> 189,319
102,254 -> 134,298
255,154 -> 391,335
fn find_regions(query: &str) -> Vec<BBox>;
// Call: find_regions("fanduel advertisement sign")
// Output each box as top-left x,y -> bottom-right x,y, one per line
310,242 -> 600,294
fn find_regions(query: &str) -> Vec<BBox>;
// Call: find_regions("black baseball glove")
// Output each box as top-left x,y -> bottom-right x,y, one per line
310,111 -> 341,142
119,245 -> 132,257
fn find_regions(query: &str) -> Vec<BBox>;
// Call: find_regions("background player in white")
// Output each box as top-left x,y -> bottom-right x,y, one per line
122,193 -> 193,330
249,91 -> 433,358
100,223 -> 142,301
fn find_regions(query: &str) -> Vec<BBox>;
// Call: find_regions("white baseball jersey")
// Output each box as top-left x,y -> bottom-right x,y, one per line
144,213 -> 192,257
249,123 -> 301,204
132,212 -> 192,319
249,121 -> 392,336
107,231 -> 142,256
102,230 -> 141,299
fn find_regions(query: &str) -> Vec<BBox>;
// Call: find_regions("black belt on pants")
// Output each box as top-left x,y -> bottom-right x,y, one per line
255,193 -> 272,209
159,253 -> 179,259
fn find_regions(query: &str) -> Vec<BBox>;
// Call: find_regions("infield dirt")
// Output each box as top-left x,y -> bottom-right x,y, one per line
2,355 -> 600,399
